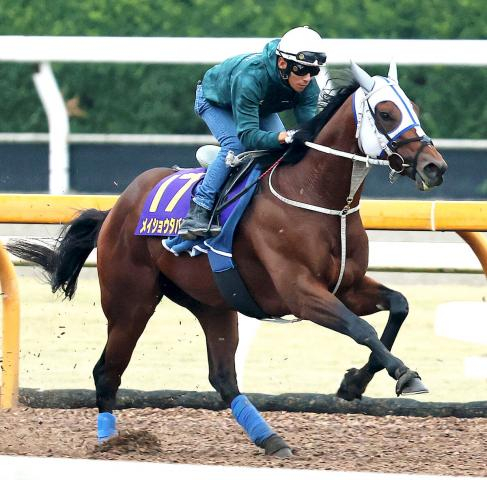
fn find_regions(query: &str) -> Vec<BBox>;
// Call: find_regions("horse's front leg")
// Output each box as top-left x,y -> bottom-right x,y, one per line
194,305 -> 292,458
287,277 -> 427,399
336,275 -> 418,401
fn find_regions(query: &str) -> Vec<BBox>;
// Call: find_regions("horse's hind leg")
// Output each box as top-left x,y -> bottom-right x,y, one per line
94,264 -> 163,441
194,306 -> 292,458
337,275 -> 414,401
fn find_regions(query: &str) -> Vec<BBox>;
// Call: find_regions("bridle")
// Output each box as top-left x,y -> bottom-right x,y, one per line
368,97 -> 434,179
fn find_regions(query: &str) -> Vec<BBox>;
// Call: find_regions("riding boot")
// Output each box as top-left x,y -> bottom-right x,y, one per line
178,200 -> 221,240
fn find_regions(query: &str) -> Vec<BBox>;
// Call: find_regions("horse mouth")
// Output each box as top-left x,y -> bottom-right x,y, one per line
415,171 -> 444,191
415,172 -> 429,191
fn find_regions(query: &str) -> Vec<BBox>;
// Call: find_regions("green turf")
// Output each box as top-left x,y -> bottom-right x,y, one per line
4,270 -> 487,403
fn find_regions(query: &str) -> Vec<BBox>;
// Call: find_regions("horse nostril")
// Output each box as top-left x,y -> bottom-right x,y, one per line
422,162 -> 444,186
424,163 -> 442,177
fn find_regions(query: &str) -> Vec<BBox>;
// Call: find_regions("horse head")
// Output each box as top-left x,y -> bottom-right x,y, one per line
351,62 -> 447,190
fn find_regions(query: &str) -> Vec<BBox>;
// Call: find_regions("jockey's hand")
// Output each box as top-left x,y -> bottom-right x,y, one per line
278,130 -> 297,145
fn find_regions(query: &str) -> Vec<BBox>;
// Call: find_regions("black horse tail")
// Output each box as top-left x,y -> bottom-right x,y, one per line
7,209 -> 109,300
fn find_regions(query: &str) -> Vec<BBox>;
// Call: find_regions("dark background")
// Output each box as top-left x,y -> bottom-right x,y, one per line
0,143 -> 484,199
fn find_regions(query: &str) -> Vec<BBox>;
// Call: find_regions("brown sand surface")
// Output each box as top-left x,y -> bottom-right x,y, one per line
1,407 -> 486,476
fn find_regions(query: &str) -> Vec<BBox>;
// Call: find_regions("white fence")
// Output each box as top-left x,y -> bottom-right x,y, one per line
2,36 -> 486,65
1,455 -> 483,480
1,133 -> 487,150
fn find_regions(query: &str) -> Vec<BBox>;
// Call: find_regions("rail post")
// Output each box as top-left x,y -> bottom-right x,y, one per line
0,241 -> 20,409
456,231 -> 487,279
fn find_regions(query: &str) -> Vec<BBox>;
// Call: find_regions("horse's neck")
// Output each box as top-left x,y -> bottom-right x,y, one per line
282,97 -> 363,210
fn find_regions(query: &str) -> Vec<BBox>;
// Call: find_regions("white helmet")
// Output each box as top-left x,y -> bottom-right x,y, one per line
276,26 -> 327,66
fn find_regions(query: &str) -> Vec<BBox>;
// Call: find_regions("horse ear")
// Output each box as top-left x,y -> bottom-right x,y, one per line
388,62 -> 398,82
350,61 -> 375,93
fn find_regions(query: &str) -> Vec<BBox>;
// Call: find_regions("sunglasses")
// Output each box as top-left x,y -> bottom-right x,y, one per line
295,51 -> 327,65
290,62 -> 320,77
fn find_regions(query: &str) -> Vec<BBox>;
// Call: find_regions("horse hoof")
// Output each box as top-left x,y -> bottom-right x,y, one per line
263,434 -> 292,458
98,432 -> 118,444
336,386 -> 362,401
396,371 -> 429,396
336,368 -> 363,401
273,447 -> 293,458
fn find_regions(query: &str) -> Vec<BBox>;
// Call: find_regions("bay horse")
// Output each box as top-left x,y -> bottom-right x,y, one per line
9,63 -> 447,458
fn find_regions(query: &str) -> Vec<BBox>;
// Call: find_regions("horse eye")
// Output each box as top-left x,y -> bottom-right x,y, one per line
379,111 -> 391,121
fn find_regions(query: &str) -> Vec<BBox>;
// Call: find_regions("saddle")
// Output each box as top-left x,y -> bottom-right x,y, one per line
196,145 -> 284,228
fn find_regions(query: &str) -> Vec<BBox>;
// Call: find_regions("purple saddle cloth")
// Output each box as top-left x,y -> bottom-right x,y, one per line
135,168 -> 206,237
134,167 -> 250,237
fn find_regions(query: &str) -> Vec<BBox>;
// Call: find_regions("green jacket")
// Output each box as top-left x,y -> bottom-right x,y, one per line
201,39 -> 319,150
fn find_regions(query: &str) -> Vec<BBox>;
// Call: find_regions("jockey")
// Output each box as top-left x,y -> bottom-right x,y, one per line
178,26 -> 327,240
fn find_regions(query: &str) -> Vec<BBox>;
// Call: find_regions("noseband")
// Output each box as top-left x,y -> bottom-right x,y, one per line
366,98 -> 434,178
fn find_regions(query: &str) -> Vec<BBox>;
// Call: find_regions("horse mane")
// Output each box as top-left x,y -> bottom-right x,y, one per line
283,78 -> 359,164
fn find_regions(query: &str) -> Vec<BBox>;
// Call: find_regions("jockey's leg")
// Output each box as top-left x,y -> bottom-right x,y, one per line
194,104 -> 244,210
179,86 -> 244,239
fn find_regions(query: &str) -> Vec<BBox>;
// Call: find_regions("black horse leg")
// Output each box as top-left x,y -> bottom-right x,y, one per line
194,306 -> 292,458
337,277 -> 418,400
288,278 -> 426,398
92,347 -> 107,400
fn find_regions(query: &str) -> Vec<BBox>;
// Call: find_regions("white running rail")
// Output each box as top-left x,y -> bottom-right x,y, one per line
1,455 -> 484,480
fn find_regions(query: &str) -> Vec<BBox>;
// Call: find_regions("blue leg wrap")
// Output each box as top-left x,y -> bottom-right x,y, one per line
97,412 -> 117,443
231,394 -> 274,446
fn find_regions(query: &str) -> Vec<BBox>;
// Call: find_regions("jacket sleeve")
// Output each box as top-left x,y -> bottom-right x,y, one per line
231,74 -> 282,150
294,80 -> 320,125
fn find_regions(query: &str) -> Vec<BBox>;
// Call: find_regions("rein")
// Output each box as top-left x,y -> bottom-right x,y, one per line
215,153 -> 284,213
303,141 -> 389,166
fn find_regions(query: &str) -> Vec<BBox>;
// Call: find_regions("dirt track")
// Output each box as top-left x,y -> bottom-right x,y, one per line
1,407 -> 486,476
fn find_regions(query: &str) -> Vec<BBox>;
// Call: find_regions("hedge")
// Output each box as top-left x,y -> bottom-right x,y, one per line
0,0 -> 486,138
